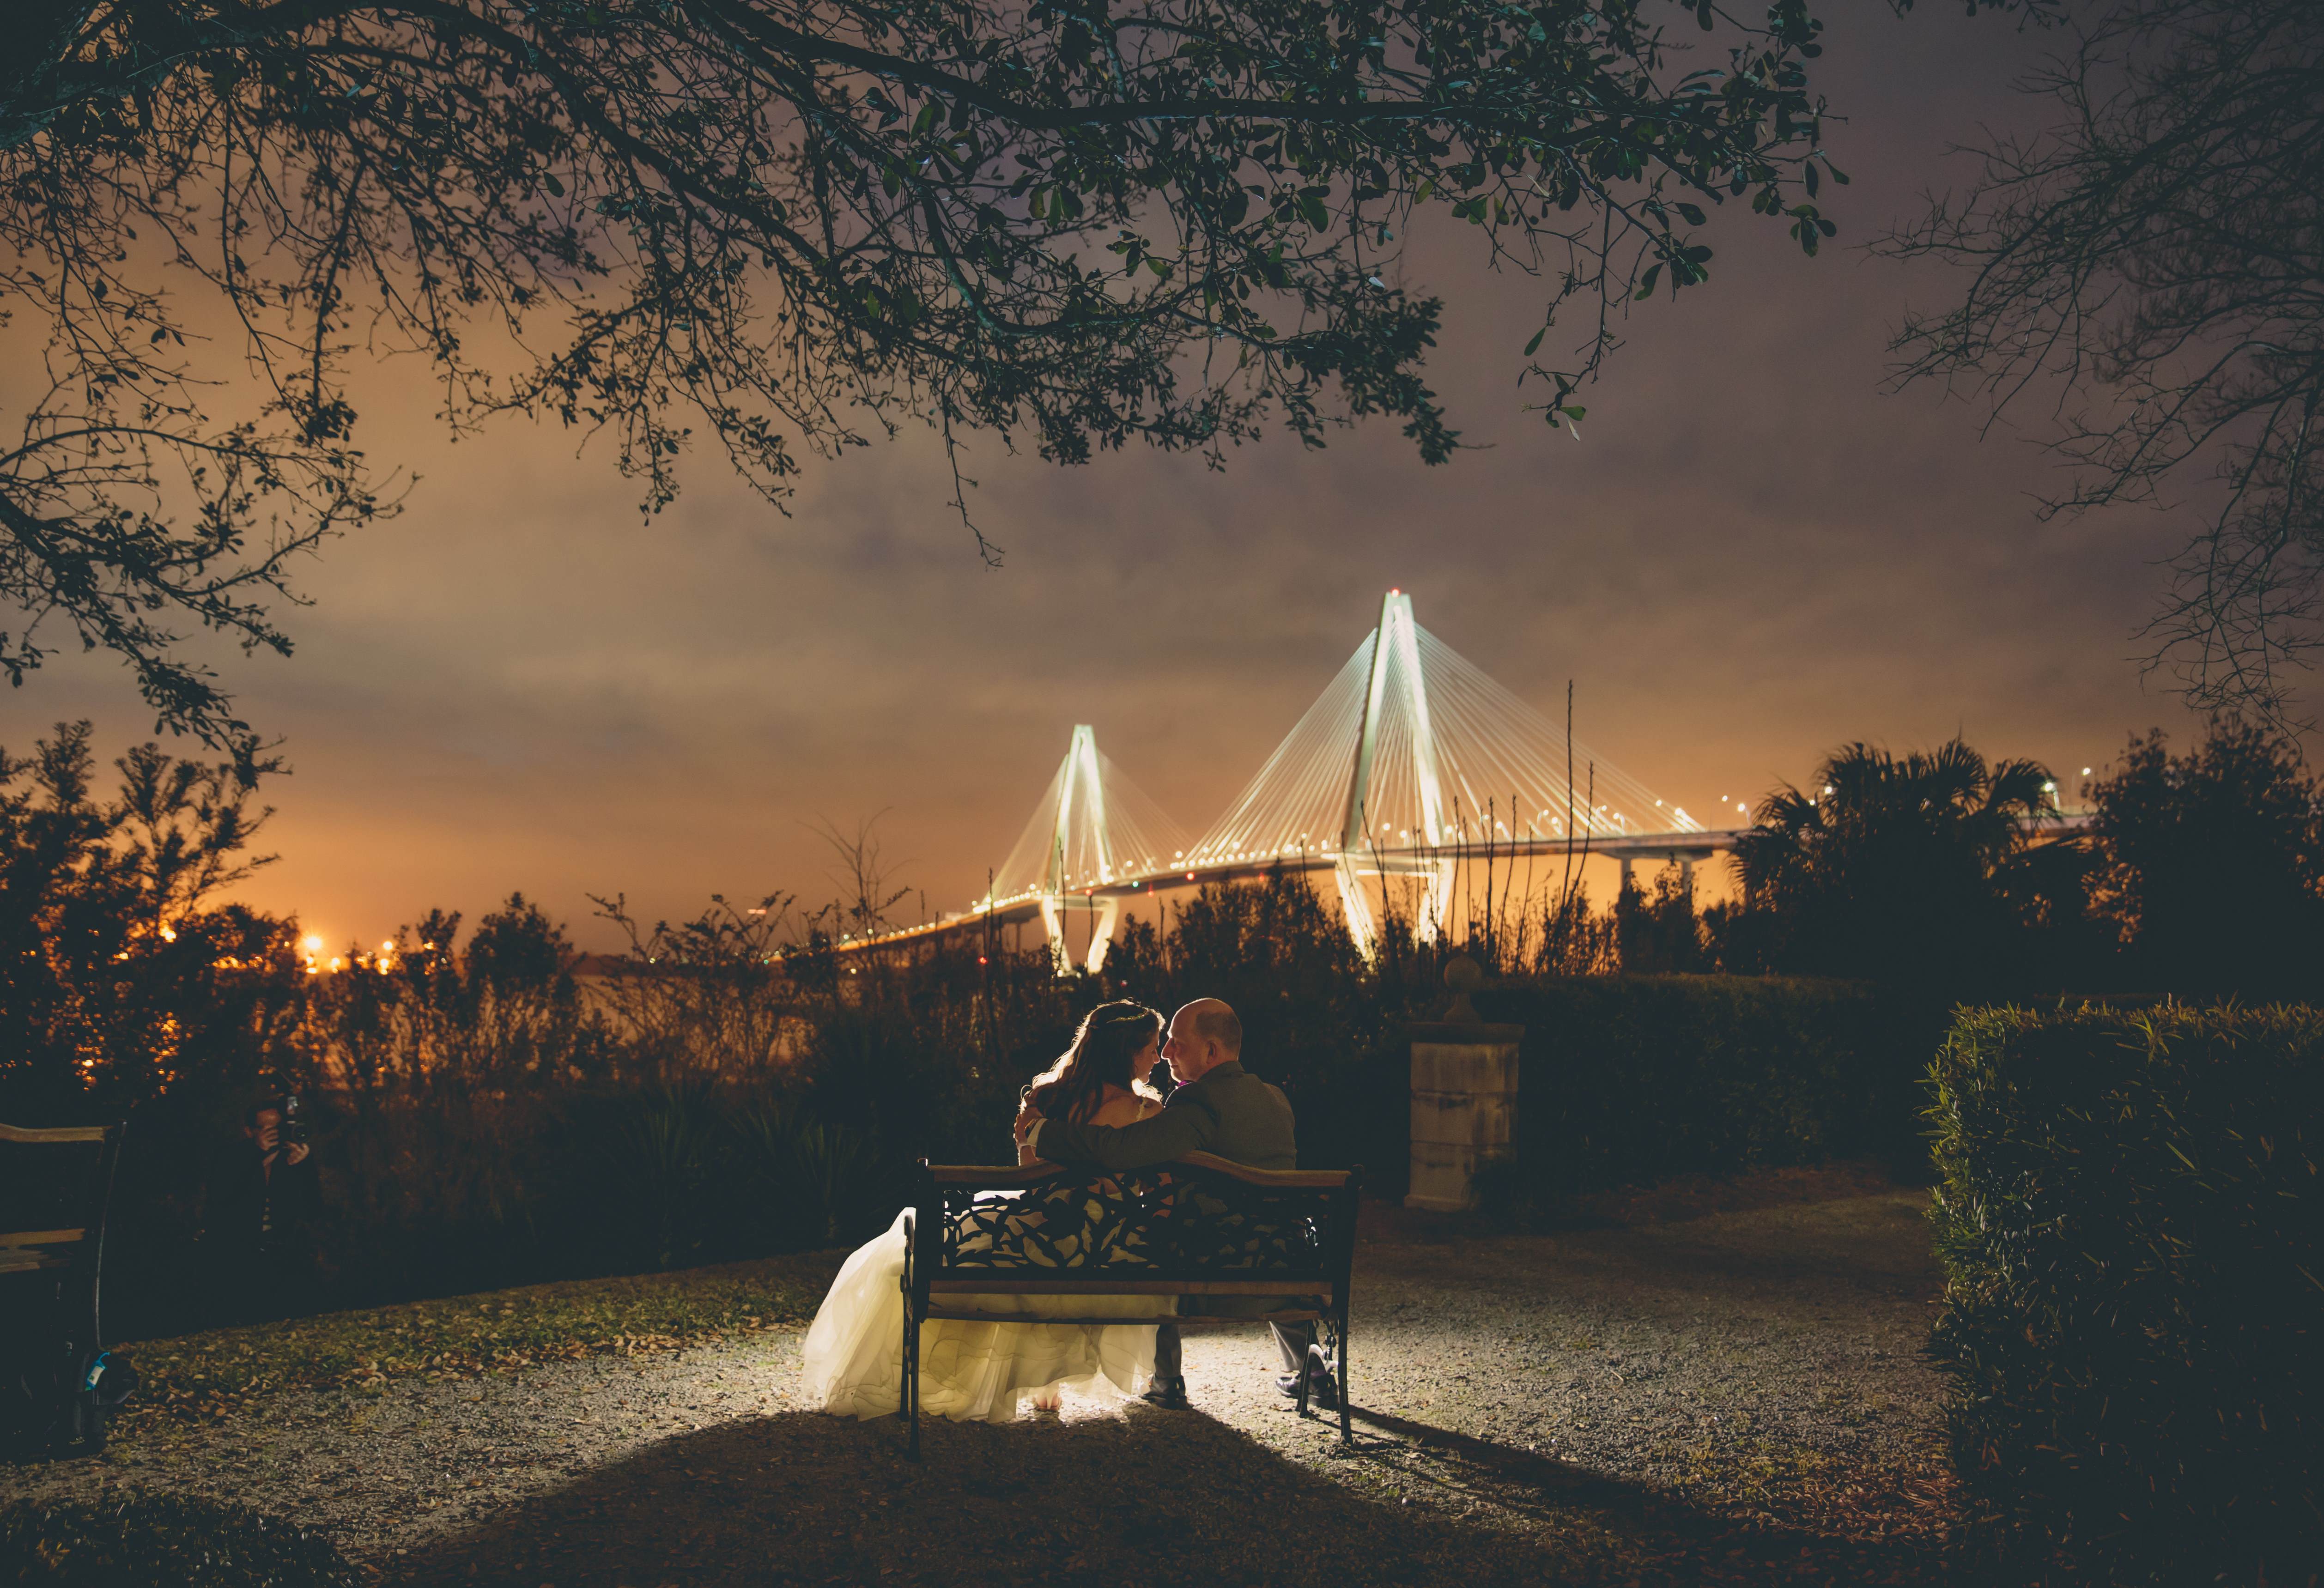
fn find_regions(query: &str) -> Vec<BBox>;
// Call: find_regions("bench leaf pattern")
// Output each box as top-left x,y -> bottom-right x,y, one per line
942,1170 -> 1326,1277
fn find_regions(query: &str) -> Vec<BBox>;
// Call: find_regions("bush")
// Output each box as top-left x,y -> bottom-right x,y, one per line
1925,1005 -> 2324,1580
1471,976 -> 1943,1217
2087,721 -> 2324,1000
1,1495 -> 354,1587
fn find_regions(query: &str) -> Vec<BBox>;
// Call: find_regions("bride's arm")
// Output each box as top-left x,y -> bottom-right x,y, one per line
1014,1100 -> 1045,1165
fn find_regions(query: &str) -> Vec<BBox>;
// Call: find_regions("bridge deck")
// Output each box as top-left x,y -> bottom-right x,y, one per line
826,811 -> 2091,957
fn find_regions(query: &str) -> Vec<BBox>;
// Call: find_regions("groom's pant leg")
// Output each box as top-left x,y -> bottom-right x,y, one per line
1154,1323 -> 1181,1380
1271,1321 -> 1314,1375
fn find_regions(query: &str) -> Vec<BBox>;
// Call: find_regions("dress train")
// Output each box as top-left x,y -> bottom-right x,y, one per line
801,1209 -> 1176,1425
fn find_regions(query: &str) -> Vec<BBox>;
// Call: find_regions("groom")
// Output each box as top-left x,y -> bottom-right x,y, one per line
1015,997 -> 1335,1412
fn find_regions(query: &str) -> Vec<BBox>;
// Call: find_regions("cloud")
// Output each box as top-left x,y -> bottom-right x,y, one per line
1,3 -> 2208,947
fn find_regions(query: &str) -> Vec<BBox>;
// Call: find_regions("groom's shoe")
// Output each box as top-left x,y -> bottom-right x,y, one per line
1141,1376 -> 1191,1410
1275,1364 -> 1340,1411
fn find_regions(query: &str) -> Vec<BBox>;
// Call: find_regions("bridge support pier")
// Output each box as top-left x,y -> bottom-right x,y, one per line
1038,894 -> 1123,976
1419,857 -> 1456,943
1333,857 -> 1380,960
1083,897 -> 1122,974
1334,853 -> 1459,957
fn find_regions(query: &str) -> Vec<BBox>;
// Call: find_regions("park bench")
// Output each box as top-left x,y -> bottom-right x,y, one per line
900,1152 -> 1361,1458
0,1120 -> 133,1455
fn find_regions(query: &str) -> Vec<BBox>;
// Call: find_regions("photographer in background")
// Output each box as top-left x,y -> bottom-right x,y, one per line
200,1095 -> 321,1326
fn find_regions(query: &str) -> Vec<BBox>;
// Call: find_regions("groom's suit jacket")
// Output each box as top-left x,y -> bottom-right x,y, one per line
1029,1060 -> 1296,1172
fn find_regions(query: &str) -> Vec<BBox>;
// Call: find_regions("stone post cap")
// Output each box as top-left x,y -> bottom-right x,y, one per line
1442,954 -> 1484,1022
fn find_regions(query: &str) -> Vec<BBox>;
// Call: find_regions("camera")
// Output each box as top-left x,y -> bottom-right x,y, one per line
278,1092 -> 305,1149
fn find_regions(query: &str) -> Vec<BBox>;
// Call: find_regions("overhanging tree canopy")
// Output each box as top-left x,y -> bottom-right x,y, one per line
4,0 -> 1843,773
1881,0 -> 2324,731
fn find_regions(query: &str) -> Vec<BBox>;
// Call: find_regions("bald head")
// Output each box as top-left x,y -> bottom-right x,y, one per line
1164,998 -> 1242,1085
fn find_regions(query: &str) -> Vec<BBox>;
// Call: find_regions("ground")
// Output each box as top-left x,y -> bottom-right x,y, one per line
3,1174 -> 1972,1586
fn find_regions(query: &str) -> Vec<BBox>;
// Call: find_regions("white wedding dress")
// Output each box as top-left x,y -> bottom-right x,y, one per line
801,1095 -> 1177,1426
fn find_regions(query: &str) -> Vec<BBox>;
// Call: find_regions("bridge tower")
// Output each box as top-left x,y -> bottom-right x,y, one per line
986,724 -> 1187,976
1037,725 -> 1122,975
1334,590 -> 1457,956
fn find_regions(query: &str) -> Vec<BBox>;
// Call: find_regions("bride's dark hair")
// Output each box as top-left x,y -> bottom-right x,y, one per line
1023,1001 -> 1165,1127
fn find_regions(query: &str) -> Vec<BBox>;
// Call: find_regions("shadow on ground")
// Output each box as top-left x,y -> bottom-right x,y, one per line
388,1400 -> 1961,1588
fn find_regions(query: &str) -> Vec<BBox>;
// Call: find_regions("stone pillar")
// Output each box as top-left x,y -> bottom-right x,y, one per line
1405,1024 -> 1522,1210
1404,958 -> 1522,1212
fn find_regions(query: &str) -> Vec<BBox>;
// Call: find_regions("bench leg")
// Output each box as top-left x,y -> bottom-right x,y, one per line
1335,1310 -> 1352,1448
899,1216 -> 921,1462
905,1298 -> 922,1462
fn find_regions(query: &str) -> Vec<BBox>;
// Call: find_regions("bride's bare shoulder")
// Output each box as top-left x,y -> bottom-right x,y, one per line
1088,1088 -> 1155,1128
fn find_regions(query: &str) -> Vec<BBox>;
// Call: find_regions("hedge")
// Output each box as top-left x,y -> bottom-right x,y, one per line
1469,975 -> 1944,1213
1926,1005 -> 2324,1579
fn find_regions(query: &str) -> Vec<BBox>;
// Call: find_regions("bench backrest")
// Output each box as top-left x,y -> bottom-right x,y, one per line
0,1122 -> 126,1320
910,1152 -> 1361,1294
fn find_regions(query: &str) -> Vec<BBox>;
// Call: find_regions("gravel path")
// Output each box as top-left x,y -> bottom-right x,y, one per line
5,1189 -> 1964,1586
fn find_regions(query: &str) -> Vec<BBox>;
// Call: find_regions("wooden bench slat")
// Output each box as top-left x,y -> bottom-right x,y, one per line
928,1277 -> 1328,1296
0,1249 -> 73,1273
0,1123 -> 110,1144
922,1308 -> 1323,1328
0,1228 -> 86,1248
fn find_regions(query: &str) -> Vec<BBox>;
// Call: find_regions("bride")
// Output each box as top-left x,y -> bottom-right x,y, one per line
801,1000 -> 1177,1424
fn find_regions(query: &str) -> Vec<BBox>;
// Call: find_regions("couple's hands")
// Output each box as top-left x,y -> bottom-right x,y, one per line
1013,1102 -> 1043,1155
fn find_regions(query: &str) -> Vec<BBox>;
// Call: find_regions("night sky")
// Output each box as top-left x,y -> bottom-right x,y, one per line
8,2 -> 2214,952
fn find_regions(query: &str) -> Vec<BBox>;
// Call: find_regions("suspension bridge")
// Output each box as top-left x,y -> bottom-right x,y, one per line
843,590 -> 1744,971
